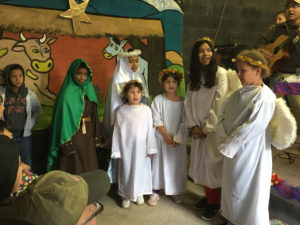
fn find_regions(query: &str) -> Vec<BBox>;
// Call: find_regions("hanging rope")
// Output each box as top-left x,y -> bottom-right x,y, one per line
214,0 -> 229,42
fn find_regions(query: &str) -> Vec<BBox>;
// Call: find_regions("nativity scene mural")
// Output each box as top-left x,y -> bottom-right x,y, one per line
0,0 -> 184,129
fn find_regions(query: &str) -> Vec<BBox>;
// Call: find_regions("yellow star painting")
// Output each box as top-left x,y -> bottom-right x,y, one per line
59,0 -> 91,33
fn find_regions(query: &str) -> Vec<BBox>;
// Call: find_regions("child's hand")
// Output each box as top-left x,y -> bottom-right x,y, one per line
164,134 -> 173,145
147,154 -> 153,158
21,162 -> 31,171
172,141 -> 180,147
192,126 -> 201,139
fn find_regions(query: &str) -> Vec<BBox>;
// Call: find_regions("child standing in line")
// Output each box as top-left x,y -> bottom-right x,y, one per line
103,49 -> 150,183
0,64 -> 41,168
111,80 -> 157,208
184,37 -> 228,221
218,50 -> 275,225
148,69 -> 187,206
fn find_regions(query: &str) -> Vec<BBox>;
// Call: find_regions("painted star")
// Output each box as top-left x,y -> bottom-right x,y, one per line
59,0 -> 91,33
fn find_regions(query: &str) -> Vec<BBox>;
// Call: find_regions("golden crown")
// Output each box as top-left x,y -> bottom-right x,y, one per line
195,37 -> 215,46
237,55 -> 269,72
158,68 -> 183,85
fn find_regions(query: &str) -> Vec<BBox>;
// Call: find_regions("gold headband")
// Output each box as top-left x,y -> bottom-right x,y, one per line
237,55 -> 269,72
158,69 -> 183,85
195,37 -> 215,47
123,79 -> 143,89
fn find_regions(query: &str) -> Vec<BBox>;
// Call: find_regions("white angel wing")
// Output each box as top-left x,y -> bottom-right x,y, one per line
226,69 -> 242,93
270,97 -> 297,150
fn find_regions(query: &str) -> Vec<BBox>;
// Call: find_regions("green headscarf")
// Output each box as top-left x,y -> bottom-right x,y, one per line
47,59 -> 98,171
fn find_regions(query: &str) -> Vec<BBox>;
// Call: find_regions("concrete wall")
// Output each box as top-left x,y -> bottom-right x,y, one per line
183,0 -> 285,73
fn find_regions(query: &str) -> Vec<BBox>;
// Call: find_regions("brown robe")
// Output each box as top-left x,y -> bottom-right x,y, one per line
59,97 -> 101,174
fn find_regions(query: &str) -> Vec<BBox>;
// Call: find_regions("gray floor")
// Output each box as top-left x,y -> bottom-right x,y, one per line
96,181 -> 224,225
96,137 -> 300,225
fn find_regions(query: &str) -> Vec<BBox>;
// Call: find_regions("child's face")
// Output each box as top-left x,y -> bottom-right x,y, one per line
126,86 -> 142,105
163,76 -> 178,94
128,56 -> 139,72
75,68 -> 88,85
237,61 -> 262,86
0,98 -> 4,120
198,43 -> 213,66
9,69 -> 24,89
276,13 -> 287,24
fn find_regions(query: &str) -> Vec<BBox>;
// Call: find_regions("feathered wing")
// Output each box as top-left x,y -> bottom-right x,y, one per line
270,97 -> 297,150
226,69 -> 242,93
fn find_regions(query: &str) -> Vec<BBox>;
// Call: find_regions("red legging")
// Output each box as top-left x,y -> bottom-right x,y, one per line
204,186 -> 221,204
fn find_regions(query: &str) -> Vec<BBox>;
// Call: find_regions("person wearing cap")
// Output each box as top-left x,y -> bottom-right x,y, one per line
102,48 -> 150,183
0,161 -> 111,225
256,0 -> 300,130
47,59 -> 103,174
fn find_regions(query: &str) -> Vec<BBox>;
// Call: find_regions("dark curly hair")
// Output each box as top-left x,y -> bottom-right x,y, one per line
121,80 -> 143,102
189,39 -> 218,91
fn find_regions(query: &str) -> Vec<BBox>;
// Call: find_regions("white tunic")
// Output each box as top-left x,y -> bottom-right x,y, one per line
151,94 -> 188,195
103,57 -> 150,182
103,57 -> 149,143
111,104 -> 158,201
184,67 -> 228,188
218,84 -> 275,225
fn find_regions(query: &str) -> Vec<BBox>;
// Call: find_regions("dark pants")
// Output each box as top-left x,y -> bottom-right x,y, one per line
14,135 -> 32,166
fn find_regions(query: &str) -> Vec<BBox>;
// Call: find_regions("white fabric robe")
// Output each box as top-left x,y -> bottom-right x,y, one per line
218,84 -> 275,225
151,94 -> 188,195
103,56 -> 150,182
184,66 -> 228,188
111,104 -> 158,201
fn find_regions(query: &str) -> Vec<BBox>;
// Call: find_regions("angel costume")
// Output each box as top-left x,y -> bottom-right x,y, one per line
184,66 -> 228,188
218,84 -> 275,225
151,94 -> 188,195
111,103 -> 157,201
103,50 -> 149,182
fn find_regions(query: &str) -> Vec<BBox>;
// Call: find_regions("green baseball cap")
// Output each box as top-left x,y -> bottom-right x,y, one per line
4,170 -> 110,225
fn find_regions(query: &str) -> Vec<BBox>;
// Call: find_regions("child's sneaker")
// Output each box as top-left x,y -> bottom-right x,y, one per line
122,199 -> 130,208
200,203 -> 221,221
147,193 -> 160,206
136,195 -> 144,205
171,195 -> 183,204
193,197 -> 207,210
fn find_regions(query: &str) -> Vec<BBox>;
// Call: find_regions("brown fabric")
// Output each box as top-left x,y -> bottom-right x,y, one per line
59,97 -> 101,174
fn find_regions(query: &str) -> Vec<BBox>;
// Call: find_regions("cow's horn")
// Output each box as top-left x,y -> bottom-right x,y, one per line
40,34 -> 46,43
20,32 -> 26,41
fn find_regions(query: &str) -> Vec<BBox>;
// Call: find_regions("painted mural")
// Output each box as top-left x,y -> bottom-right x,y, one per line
0,0 -> 184,127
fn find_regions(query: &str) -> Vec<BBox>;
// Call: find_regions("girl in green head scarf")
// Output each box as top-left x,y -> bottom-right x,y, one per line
47,59 -> 103,174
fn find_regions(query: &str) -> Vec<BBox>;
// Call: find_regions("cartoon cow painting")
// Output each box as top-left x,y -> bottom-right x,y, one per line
0,33 -> 57,106
102,36 -> 149,86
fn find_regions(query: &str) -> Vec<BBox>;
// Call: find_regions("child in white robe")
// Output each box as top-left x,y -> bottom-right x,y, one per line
184,37 -> 228,221
111,80 -> 157,208
218,49 -> 276,225
103,49 -> 150,183
148,69 -> 188,206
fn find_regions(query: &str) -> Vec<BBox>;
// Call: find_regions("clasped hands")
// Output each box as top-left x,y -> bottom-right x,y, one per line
191,126 -> 207,140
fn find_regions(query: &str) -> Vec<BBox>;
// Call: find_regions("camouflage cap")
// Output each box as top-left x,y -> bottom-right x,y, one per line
10,170 -> 110,225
